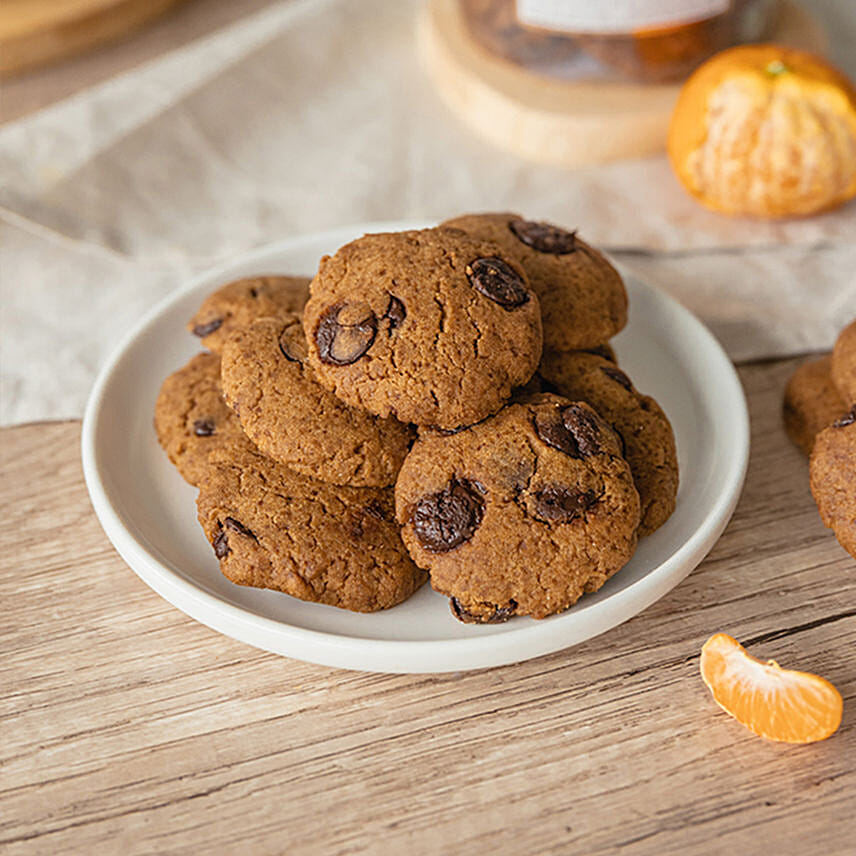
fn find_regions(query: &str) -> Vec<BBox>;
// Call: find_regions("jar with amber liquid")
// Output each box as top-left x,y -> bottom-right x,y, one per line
460,0 -> 778,83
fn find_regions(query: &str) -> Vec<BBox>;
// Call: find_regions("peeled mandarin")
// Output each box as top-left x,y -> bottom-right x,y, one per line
668,44 -> 856,218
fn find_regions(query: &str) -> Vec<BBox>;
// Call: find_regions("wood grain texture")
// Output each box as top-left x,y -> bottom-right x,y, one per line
1,358 -> 854,855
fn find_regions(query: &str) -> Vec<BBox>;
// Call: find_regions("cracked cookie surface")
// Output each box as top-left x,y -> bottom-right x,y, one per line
539,350 -> 678,536
302,228 -> 542,430
188,275 -> 310,354
154,352 -> 253,486
783,355 -> 848,456
831,319 -> 856,404
197,443 -> 426,611
810,407 -> 856,560
221,315 -> 414,486
395,395 -> 640,621
441,213 -> 627,352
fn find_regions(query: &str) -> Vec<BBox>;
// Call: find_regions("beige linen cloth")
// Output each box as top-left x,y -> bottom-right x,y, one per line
1,0 -> 855,424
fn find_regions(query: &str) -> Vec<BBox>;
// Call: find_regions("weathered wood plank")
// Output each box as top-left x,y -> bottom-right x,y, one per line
1,359 -> 854,855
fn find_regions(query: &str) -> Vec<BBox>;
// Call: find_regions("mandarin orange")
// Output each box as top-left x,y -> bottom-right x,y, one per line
668,44 -> 856,218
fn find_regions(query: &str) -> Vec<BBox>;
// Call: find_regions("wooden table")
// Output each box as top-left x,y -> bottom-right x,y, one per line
2,356 -> 854,855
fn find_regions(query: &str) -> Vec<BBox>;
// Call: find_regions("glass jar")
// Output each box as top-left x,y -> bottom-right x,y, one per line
459,0 -> 779,83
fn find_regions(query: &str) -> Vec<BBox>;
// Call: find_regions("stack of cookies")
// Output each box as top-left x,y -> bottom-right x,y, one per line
155,214 -> 679,623
783,319 -> 856,560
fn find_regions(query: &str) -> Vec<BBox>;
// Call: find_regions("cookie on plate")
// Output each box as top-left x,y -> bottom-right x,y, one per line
221,315 -> 414,486
188,275 -> 310,354
831,319 -> 856,404
539,351 -> 678,536
809,407 -> 856,560
441,212 -> 627,352
154,352 -> 252,486
783,355 -> 848,455
303,228 -> 543,430
395,395 -> 640,622
197,443 -> 426,611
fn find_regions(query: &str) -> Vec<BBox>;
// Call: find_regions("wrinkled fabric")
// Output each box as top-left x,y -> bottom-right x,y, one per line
1,0 -> 855,424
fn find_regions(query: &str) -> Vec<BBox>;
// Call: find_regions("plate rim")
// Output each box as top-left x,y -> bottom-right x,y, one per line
81,221 -> 750,673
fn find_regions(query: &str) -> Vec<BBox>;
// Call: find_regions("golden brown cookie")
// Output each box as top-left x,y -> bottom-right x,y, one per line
831,319 -> 856,404
539,351 -> 678,536
303,228 -> 543,430
809,407 -> 856,560
154,352 -> 253,486
197,443 -> 426,611
441,213 -> 627,352
188,275 -> 310,353
395,395 -> 640,622
782,355 -> 848,456
221,315 -> 414,486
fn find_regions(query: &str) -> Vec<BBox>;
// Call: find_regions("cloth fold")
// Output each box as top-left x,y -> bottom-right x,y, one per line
2,0 -> 855,425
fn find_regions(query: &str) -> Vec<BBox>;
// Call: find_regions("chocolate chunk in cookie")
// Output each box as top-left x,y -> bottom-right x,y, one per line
154,352 -> 254,486
197,443 -> 426,611
221,315 -> 413,486
303,228 -> 542,429
539,350 -> 678,536
188,275 -> 310,354
396,395 -> 640,621
442,213 -> 627,352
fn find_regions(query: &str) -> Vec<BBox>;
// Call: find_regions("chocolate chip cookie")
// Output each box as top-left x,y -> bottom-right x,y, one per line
441,213 -> 627,352
221,315 -> 414,486
302,228 -> 543,430
188,275 -> 310,354
783,355 -> 848,456
395,395 -> 640,622
539,350 -> 678,536
197,443 -> 426,611
809,407 -> 856,560
831,319 -> 856,404
154,352 -> 253,486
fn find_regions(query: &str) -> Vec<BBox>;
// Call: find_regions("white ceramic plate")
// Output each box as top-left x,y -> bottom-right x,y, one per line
82,222 -> 749,674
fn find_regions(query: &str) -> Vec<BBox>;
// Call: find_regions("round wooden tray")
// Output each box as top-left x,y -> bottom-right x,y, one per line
419,0 -> 828,167
0,0 -> 184,79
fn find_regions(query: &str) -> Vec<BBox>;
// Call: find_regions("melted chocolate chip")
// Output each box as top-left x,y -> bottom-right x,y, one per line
563,405 -> 602,455
348,499 -> 390,538
192,418 -> 215,436
534,404 -> 601,458
364,499 -> 389,521
192,319 -> 223,338
248,287 -> 259,298
411,479 -> 484,552
466,257 -> 529,309
450,598 -> 518,624
278,322 -> 306,363
384,294 -> 406,332
834,406 -> 856,428
315,303 -> 378,365
533,486 -> 598,523
601,365 -> 633,392
224,516 -> 257,541
212,525 -> 230,558
509,218 -> 577,255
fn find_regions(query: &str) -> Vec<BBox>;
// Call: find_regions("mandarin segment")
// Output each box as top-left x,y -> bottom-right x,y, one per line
700,633 -> 843,744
